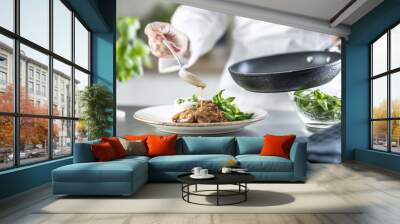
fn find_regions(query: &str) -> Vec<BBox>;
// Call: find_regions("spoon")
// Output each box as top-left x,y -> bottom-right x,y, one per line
162,39 -> 206,89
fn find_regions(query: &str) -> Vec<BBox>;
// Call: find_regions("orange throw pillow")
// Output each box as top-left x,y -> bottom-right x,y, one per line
91,142 -> 117,161
260,134 -> 296,159
146,135 -> 177,157
124,135 -> 148,141
101,137 -> 126,158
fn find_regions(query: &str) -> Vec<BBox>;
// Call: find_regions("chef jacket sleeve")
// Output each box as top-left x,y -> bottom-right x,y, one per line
158,5 -> 230,73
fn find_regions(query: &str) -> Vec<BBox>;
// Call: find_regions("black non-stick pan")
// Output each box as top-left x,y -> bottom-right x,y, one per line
228,51 -> 341,93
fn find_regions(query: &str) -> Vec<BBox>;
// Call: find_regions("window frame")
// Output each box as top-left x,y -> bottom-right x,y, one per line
370,20 -> 400,154
0,0 -> 92,171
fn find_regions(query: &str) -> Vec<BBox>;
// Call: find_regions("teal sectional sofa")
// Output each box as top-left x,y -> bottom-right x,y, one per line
52,137 -> 307,196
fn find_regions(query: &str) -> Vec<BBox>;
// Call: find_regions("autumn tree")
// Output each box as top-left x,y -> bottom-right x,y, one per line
0,84 -> 60,152
372,99 -> 400,142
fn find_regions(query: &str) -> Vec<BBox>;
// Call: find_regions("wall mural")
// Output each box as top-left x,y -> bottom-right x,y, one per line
116,1 -> 342,163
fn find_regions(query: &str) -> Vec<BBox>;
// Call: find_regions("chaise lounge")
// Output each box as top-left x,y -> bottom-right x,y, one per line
52,137 -> 307,196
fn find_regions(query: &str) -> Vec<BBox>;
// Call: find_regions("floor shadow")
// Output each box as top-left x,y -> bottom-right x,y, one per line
203,190 -> 295,207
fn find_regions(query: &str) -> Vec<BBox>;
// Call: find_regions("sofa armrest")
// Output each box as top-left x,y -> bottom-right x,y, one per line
73,140 -> 100,163
289,142 -> 307,182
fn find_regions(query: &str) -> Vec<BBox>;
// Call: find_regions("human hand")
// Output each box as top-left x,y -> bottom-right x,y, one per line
144,21 -> 189,58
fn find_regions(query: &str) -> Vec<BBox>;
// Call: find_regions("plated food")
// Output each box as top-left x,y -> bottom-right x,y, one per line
134,90 -> 267,134
173,90 -> 254,123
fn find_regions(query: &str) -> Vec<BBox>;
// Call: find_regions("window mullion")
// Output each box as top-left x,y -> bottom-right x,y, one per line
13,0 -> 20,167
47,0 -> 53,160
388,30 -> 391,153
71,11 -> 76,154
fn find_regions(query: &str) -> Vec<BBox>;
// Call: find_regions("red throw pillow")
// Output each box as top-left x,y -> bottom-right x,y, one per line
260,134 -> 296,159
101,137 -> 126,158
146,135 -> 177,157
91,142 -> 117,161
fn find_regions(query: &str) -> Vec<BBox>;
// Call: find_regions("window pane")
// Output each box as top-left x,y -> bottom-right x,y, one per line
20,117 -> 49,165
0,0 -> 14,31
372,121 -> 388,151
372,33 -> 387,76
74,69 -> 89,118
53,0 -> 72,60
372,76 -> 387,119
391,72 -> 400,118
391,24 -> 400,70
75,18 -> 89,70
0,116 -> 13,170
53,59 -> 72,117
53,119 -> 72,158
20,44 -> 49,115
20,0 -> 49,49
391,120 -> 400,153
0,35 -> 14,112
75,120 -> 88,143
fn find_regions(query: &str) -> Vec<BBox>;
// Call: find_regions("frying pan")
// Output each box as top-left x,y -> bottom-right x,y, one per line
228,51 -> 341,93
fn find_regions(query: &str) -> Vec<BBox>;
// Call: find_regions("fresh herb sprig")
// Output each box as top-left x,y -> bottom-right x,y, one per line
212,90 -> 254,121
294,89 -> 341,121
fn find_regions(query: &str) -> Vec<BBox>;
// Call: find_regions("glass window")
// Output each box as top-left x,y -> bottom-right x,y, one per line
372,77 -> 387,119
20,0 -> 49,49
19,117 -> 49,165
391,120 -> 400,153
0,35 -> 13,113
74,69 -> 89,118
53,59 -> 72,117
53,119 -> 72,157
53,0 -> 72,60
20,44 -> 49,115
0,116 -> 14,169
0,0 -> 14,31
28,67 -> 34,79
74,18 -> 89,70
75,120 -> 88,143
391,24 -> 400,70
28,81 -> 34,93
371,24 -> 400,154
372,34 -> 387,76
0,1 -> 92,170
0,55 -> 7,67
372,121 -> 388,151
391,72 -> 400,118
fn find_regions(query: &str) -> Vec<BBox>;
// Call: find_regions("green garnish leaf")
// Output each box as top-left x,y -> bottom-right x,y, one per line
212,89 -> 254,121
294,89 -> 341,122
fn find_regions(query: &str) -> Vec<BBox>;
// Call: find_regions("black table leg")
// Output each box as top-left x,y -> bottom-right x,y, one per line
216,184 -> 219,206
195,184 -> 198,192
245,183 -> 247,201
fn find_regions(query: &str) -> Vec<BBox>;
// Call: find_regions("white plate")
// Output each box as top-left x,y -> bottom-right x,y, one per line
133,105 -> 268,135
190,174 -> 215,179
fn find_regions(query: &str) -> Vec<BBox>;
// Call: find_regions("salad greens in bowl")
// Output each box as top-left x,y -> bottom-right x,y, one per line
292,89 -> 341,130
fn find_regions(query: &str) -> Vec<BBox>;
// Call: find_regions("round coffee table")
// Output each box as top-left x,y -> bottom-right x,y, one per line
177,173 -> 255,206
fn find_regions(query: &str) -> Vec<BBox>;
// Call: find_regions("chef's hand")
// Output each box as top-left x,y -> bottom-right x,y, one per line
144,22 -> 189,58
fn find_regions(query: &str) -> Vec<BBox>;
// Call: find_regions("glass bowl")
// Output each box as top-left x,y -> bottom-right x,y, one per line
290,90 -> 341,131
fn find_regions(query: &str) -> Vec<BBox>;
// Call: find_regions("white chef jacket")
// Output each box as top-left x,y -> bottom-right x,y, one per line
159,5 -> 339,112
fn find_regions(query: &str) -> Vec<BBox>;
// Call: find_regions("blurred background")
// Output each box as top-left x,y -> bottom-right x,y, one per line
116,0 -> 231,135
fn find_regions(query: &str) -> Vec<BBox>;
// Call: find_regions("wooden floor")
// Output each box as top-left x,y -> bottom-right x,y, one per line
1,162 -> 400,224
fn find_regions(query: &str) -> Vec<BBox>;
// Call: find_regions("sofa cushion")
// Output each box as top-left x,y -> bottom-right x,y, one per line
260,134 -> 296,159
147,135 -> 177,157
236,137 -> 263,155
236,155 -> 293,172
91,142 -> 118,161
53,158 -> 147,183
73,139 -> 100,163
180,137 -> 235,155
149,154 -> 235,172
101,137 -> 127,158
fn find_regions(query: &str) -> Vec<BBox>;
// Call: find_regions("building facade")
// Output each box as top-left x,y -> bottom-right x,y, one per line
0,41 -> 74,152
